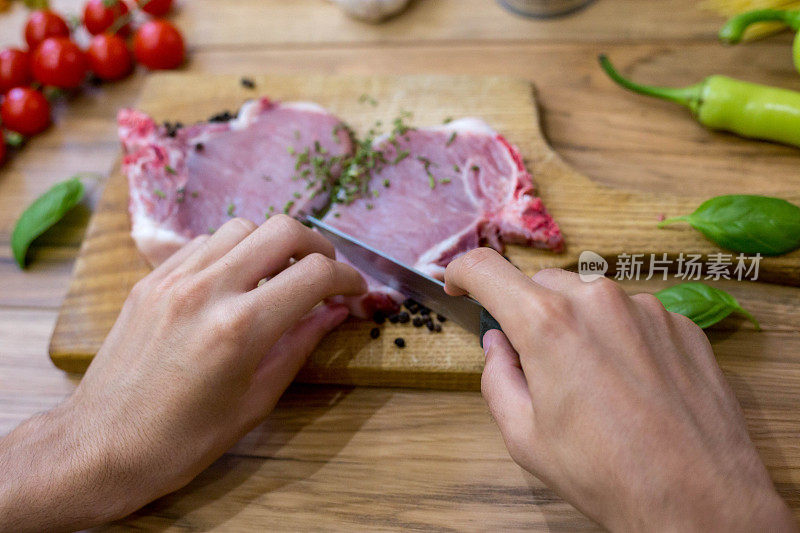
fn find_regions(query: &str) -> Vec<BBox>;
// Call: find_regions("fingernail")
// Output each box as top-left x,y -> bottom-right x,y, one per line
482,331 -> 494,356
325,304 -> 349,327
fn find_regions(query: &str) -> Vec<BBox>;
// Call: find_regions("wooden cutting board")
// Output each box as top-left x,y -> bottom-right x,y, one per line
50,73 -> 800,389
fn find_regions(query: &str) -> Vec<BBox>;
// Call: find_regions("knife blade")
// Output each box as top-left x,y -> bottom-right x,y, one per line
306,216 -> 501,342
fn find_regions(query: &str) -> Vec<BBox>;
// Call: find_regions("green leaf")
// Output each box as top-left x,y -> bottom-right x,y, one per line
655,282 -> 760,330
11,177 -> 85,269
659,195 -> 800,256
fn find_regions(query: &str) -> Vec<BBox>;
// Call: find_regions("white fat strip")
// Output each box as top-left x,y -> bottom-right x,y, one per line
131,213 -> 190,265
228,99 -> 263,131
229,100 -> 330,132
282,101 -> 329,113
413,222 -> 478,278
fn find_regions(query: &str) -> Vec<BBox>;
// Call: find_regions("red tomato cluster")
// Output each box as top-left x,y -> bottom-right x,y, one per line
0,0 -> 186,164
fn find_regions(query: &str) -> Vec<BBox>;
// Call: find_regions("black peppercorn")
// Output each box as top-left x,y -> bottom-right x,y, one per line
398,312 -> 410,323
388,314 -> 400,324
437,314 -> 447,322
412,317 -> 424,328
370,327 -> 380,339
394,338 -> 406,348
372,310 -> 386,324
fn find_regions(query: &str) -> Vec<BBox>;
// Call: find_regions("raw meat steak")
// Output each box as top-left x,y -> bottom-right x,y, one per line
119,98 -> 353,265
326,117 -> 563,315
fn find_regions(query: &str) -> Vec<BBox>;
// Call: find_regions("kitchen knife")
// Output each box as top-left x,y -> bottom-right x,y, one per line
306,216 -> 502,345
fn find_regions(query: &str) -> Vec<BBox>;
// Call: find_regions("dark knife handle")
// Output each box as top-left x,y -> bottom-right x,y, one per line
479,308 -> 503,348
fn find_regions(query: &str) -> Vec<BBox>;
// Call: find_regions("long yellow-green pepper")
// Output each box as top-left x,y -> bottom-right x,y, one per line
599,54 -> 800,149
719,9 -> 800,73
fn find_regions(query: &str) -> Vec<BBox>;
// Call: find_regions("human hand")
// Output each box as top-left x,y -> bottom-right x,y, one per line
445,249 -> 795,532
0,216 -> 366,532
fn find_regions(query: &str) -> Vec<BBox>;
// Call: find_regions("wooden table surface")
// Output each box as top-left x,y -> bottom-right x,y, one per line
2,1 -> 800,530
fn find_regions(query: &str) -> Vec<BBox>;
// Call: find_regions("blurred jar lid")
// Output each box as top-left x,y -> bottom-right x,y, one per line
329,0 -> 411,23
497,0 -> 595,18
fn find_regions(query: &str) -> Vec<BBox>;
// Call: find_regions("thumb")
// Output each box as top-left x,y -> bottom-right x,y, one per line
481,330 -> 535,448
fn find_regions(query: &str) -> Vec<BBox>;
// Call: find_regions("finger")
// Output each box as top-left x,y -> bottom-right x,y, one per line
243,253 -> 367,348
209,215 -> 337,292
530,268 -> 583,292
244,304 -> 350,419
445,248 -> 549,333
181,218 -> 257,274
481,330 -> 536,455
148,234 -> 210,280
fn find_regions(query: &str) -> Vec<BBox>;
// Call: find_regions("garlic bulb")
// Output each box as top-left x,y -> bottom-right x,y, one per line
329,0 -> 411,23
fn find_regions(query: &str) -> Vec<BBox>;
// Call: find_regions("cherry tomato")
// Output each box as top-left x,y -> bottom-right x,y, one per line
83,0 -> 130,36
137,0 -> 173,16
24,10 -> 70,51
32,37 -> 88,89
1,87 -> 51,136
133,20 -> 185,70
0,48 -> 32,93
87,34 -> 133,81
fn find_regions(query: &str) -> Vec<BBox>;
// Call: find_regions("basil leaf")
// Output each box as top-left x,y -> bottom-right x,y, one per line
658,195 -> 800,256
11,177 -> 85,269
655,282 -> 760,330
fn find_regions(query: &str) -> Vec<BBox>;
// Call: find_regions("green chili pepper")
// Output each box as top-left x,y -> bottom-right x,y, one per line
719,9 -> 800,73
599,54 -> 800,149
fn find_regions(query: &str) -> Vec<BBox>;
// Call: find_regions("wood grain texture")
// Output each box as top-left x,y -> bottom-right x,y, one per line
0,0 -> 729,50
1,0 -> 800,529
4,313 -> 800,529
49,73 -> 800,387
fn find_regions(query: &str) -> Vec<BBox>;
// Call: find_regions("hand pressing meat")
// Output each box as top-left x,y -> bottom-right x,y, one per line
444,248 -> 796,533
0,216 -> 366,532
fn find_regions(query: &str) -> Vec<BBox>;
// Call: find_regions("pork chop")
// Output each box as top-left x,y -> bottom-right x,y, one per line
326,118 -> 563,315
119,98 -> 353,265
